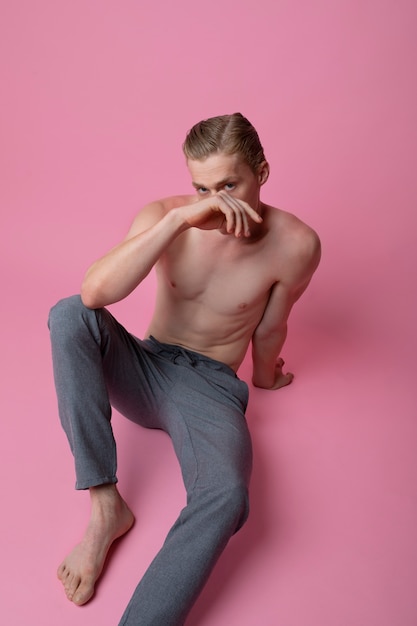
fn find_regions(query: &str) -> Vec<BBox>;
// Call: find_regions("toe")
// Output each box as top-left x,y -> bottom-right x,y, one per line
64,573 -> 80,601
73,581 -> 95,606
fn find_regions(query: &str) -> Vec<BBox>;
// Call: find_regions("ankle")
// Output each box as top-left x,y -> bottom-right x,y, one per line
89,484 -> 124,511
90,483 -> 119,497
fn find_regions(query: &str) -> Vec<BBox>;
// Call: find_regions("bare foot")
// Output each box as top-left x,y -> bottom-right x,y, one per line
57,484 -> 135,606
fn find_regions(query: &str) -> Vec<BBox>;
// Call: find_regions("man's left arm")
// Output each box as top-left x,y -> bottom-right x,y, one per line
251,231 -> 321,390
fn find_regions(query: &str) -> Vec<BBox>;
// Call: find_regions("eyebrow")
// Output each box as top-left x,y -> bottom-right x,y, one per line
192,177 -> 237,189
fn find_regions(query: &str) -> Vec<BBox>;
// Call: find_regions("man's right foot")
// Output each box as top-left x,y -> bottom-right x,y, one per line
57,484 -> 135,606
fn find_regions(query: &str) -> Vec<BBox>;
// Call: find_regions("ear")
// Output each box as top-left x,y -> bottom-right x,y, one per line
257,161 -> 270,186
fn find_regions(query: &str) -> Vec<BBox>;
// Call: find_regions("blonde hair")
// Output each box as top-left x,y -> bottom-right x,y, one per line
183,113 -> 266,173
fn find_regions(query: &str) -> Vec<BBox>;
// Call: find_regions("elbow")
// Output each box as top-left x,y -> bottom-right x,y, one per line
80,295 -> 97,310
80,277 -> 103,309
80,289 -> 97,310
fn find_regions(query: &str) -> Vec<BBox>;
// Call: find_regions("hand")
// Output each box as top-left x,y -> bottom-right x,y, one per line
271,358 -> 294,390
181,191 -> 262,238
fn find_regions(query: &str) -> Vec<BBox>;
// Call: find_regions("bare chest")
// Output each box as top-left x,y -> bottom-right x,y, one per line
157,232 -> 277,314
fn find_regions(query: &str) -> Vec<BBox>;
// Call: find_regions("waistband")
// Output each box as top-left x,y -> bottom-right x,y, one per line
144,335 -> 238,378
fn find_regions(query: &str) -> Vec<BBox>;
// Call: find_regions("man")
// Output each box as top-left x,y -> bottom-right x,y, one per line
48,112 -> 320,625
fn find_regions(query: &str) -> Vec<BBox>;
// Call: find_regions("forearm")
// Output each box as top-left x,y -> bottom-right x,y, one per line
81,209 -> 187,308
251,324 -> 288,388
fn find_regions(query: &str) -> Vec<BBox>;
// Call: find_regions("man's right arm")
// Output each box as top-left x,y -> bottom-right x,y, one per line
81,192 -> 261,309
81,202 -> 186,308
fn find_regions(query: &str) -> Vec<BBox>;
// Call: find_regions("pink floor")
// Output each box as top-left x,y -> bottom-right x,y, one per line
2,2 -> 417,625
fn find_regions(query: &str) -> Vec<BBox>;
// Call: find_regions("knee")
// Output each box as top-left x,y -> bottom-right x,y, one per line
48,295 -> 93,337
217,482 -> 250,534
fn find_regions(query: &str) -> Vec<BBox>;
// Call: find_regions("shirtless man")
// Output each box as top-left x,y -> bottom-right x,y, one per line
48,113 -> 320,625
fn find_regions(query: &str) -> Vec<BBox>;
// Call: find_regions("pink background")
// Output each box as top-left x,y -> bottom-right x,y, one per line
1,1 -> 416,624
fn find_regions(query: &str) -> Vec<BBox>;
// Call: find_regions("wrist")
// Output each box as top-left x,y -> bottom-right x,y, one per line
167,208 -> 190,235
252,368 -> 275,389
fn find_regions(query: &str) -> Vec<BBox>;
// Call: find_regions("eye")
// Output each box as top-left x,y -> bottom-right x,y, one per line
224,183 -> 235,191
197,187 -> 209,195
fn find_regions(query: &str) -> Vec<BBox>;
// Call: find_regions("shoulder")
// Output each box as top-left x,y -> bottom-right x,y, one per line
267,205 -> 320,257
140,194 -> 196,217
264,205 -> 321,285
125,195 -> 196,238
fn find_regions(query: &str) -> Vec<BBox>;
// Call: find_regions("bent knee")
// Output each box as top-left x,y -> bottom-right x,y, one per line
48,294 -> 83,322
48,295 -> 94,336
217,482 -> 250,533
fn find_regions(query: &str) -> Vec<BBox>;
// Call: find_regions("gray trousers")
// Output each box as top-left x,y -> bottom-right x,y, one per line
48,295 -> 253,625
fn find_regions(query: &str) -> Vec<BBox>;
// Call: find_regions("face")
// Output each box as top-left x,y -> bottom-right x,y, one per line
187,152 -> 269,211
